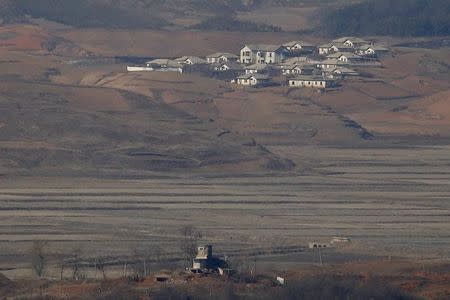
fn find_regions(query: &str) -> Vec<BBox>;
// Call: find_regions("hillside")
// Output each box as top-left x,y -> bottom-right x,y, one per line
0,0 -> 341,31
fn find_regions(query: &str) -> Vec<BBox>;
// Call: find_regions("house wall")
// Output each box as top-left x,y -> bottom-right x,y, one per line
240,46 -> 253,64
245,69 -> 258,74
289,79 -> 329,89
319,47 -> 329,55
241,47 -> 284,64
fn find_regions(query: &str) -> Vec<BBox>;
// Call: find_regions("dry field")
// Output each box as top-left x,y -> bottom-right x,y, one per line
0,145 -> 449,278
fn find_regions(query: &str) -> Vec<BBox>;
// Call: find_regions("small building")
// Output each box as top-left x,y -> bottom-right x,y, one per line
232,73 -> 271,87
326,67 -> 359,78
240,44 -> 286,64
318,58 -> 349,70
283,40 -> 315,54
281,64 -> 315,76
288,76 -> 336,89
174,56 -> 208,65
357,45 -> 390,57
244,63 -> 269,74
326,52 -> 364,63
332,37 -> 368,48
329,43 -> 355,54
191,245 -> 228,271
206,52 -> 239,64
213,61 -> 244,72
330,236 -> 351,245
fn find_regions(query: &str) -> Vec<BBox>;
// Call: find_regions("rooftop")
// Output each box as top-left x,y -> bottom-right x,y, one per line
242,44 -> 284,52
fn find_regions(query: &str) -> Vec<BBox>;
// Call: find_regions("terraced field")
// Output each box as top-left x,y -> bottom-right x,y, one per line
0,145 -> 449,278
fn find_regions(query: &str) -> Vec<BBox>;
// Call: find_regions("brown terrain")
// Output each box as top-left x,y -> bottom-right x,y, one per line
0,8 -> 449,298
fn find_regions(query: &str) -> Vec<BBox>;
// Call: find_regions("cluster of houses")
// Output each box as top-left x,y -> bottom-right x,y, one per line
127,37 -> 390,89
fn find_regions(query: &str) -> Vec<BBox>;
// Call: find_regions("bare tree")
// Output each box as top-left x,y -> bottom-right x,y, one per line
94,257 -> 107,280
179,225 -> 202,267
30,240 -> 48,278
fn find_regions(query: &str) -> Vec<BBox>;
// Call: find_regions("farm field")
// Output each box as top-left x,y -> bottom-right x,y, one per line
0,145 -> 449,279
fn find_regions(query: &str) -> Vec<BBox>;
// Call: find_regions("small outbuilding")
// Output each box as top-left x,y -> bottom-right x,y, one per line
288,76 -> 336,89
232,73 -> 271,87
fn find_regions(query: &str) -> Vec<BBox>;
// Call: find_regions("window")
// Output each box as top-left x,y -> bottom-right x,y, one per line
269,52 -> 273,57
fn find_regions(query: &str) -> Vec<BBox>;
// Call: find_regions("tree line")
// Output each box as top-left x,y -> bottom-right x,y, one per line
321,0 -> 450,37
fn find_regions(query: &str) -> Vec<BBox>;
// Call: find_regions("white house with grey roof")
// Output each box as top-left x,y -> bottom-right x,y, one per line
357,45 -> 390,57
288,76 -> 336,89
206,52 -> 239,64
283,41 -> 315,53
333,37 -> 368,47
327,52 -> 364,63
174,56 -> 208,65
213,61 -> 243,72
231,73 -> 270,87
240,44 -> 286,65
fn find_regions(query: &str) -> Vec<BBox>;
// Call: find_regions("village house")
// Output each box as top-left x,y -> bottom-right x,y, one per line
283,40 -> 316,54
357,45 -> 390,57
213,61 -> 243,72
318,58 -> 349,70
318,43 -> 333,55
232,73 -> 270,87
333,37 -> 369,48
145,59 -> 184,73
240,44 -> 286,64
288,75 -> 336,89
329,43 -> 355,54
174,56 -> 208,65
206,52 -> 239,64
327,52 -> 365,63
325,67 -> 359,78
244,63 -> 270,74
281,64 -> 315,76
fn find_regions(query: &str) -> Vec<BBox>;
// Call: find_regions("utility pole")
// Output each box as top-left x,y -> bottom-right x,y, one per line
318,247 -> 323,266
143,258 -> 147,277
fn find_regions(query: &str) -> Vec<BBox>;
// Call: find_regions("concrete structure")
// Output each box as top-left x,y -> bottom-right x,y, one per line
206,52 -> 239,64
232,73 -> 270,87
240,44 -> 286,64
288,76 -> 336,89
308,242 -> 330,249
191,245 -> 228,271
127,66 -> 154,72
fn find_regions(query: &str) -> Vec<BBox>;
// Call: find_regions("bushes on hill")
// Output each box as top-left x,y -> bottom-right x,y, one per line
191,15 -> 282,32
322,0 -> 450,37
